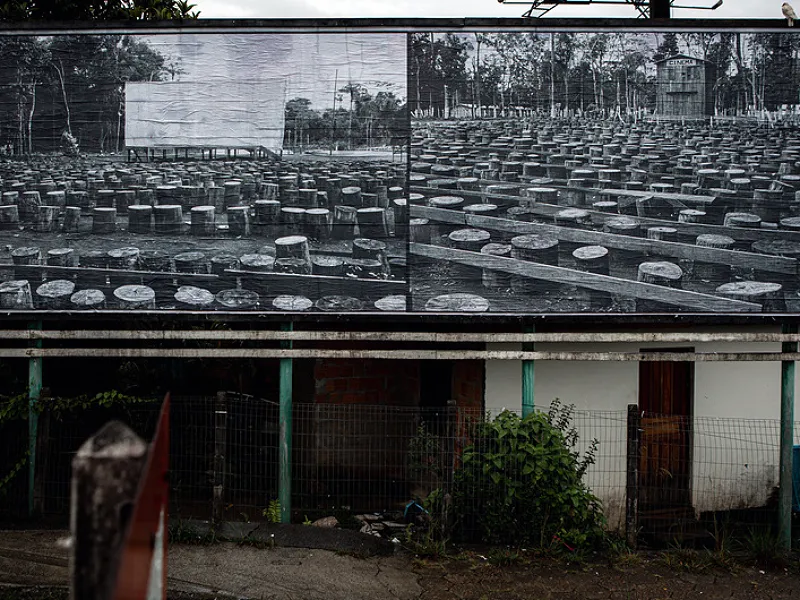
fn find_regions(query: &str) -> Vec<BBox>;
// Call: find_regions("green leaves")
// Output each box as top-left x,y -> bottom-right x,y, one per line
449,404 -> 604,550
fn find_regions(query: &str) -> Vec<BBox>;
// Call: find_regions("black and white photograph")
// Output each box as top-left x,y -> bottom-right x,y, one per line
0,32 -> 408,313
409,31 -> 800,314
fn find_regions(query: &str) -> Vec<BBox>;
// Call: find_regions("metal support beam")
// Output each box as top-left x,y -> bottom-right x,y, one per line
522,325 -> 534,417
4,348 -> 800,361
27,321 -> 42,516
779,323 -> 796,553
278,322 -> 293,524
8,330 -> 800,344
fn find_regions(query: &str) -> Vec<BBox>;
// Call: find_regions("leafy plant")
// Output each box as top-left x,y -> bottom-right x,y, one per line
408,422 -> 444,481
448,402 -> 604,550
263,499 -> 281,524
742,527 -> 787,568
0,451 -> 28,496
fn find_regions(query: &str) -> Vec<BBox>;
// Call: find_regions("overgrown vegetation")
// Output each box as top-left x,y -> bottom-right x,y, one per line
412,402 -> 605,555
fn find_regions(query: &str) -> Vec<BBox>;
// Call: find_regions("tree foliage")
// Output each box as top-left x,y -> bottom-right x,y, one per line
411,32 -> 800,120
0,0 -> 199,21
0,34 -> 175,153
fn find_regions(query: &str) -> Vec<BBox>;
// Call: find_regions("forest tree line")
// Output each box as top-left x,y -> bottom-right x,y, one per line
0,35 -> 175,155
283,84 -> 407,151
410,32 -> 800,120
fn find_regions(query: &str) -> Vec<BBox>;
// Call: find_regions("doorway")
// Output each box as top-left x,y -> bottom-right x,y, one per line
638,351 -> 694,523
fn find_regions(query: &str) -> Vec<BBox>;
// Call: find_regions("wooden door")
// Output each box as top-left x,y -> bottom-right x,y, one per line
638,355 -> 693,513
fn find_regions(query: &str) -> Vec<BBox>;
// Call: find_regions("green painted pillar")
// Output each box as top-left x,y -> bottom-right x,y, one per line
779,323 -> 796,552
28,321 -> 42,516
522,325 -> 534,417
278,322 -> 293,524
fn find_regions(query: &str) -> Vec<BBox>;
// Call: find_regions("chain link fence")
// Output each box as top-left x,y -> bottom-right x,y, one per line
2,394 -> 798,545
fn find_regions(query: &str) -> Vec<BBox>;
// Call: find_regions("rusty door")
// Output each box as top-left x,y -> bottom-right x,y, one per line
638,355 -> 694,515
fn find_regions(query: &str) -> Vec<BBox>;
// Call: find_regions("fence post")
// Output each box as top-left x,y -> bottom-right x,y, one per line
27,320 -> 42,517
625,404 -> 640,549
70,421 -> 148,599
522,324 -> 534,417
212,391 -> 227,524
32,388 -> 51,516
779,324 -> 796,552
443,399 -> 458,536
279,322 -> 294,524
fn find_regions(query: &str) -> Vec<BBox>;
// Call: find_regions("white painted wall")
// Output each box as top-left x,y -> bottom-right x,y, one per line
484,327 -> 799,531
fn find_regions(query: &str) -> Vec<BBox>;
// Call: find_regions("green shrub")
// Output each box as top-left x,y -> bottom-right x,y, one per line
449,401 -> 604,550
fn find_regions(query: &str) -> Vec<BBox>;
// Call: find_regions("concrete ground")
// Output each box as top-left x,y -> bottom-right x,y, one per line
2,529 -> 800,599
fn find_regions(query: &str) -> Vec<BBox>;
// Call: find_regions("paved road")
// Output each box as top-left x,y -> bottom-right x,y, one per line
2,529 -> 799,600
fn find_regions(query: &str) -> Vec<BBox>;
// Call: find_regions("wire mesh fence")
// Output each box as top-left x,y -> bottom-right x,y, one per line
2,394 -> 799,546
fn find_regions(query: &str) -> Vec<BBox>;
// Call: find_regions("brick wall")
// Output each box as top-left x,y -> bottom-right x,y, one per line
313,359 -> 420,406
452,360 -> 484,410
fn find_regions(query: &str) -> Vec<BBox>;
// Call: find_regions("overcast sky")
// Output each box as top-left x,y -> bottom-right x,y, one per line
192,0 -> 775,20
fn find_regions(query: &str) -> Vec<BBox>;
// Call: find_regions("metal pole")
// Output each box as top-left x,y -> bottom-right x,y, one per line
650,0 -> 671,18
522,324 -> 534,417
779,323 -> 796,552
28,321 -> 42,516
278,322 -> 293,524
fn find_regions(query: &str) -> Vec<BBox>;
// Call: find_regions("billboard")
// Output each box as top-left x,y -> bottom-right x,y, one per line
0,24 -> 799,317
125,80 -> 287,150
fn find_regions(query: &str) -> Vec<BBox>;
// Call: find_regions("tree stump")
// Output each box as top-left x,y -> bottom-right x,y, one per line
70,289 -> 106,310
239,254 -> 275,272
47,248 -> 75,267
210,254 -> 240,275
126,205 -> 152,234
409,218 -> 431,244
275,257 -> 312,274
255,200 -> 281,226
174,285 -> 215,309
215,289 -> 259,310
0,205 -> 20,230
171,251 -> 206,274
374,295 -> 406,311
280,207 -> 306,235
190,206 -> 216,236
311,255 -> 345,277
305,208 -> 331,240
693,234 -> 735,285
137,250 -> 170,272
223,180 -> 242,209
0,280 -> 33,309
479,243 -> 512,289
227,206 -> 250,236
510,234 -> 559,295
315,295 -> 363,312
272,295 -> 313,311
341,186 -> 362,207
716,281 -> 785,312
11,246 -> 41,266
424,293 -> 489,312
344,257 -> 383,279
19,191 -> 41,222
153,205 -> 183,234
33,205 -> 56,233
62,206 -> 81,233
391,198 -> 408,237
636,261 -> 683,312
573,245 -> 612,309
114,285 -> 156,309
35,280 -> 75,309
332,205 -> 357,239
92,207 -> 117,234
275,235 -> 311,268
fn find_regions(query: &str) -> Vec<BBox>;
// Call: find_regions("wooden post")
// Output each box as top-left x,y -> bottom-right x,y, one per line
779,324 -> 796,552
522,324 -> 534,417
279,322 -> 293,524
28,320 -> 42,516
212,391 -> 227,524
443,399 -> 457,536
626,404 -> 640,549
70,421 -> 148,600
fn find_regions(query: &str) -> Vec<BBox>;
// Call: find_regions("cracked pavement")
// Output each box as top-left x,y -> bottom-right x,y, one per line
1,530 -> 799,599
